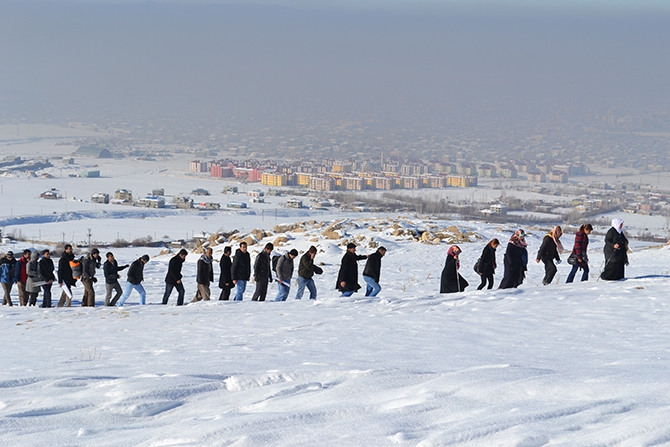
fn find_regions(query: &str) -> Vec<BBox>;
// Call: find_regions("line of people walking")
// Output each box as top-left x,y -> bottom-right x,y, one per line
0,238 -> 389,307
439,218 -> 630,294
0,218 -> 632,307
161,241 -> 328,305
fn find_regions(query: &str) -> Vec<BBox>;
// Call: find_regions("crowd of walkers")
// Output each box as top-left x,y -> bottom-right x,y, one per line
0,218 -> 632,307
439,218 -> 630,294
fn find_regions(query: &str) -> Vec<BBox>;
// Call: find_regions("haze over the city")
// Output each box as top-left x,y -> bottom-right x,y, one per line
2,0 -> 670,137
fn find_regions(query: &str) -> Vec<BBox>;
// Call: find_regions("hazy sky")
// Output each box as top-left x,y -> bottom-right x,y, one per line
1,0 -> 669,125
16,0 -> 670,8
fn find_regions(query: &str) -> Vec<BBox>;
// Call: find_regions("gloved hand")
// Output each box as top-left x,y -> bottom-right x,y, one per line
92,277 -> 98,283
556,259 -> 562,264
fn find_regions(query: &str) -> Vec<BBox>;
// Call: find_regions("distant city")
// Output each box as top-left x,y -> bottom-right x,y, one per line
3,100 -> 670,233
42,101 -> 670,173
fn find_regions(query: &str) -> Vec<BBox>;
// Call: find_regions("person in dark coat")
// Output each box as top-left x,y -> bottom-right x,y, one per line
1,251 -> 17,306
38,249 -> 56,308
57,244 -> 76,307
295,246 -> 323,300
116,255 -> 150,306
362,247 -> 387,297
336,243 -> 368,297
191,248 -> 214,303
440,245 -> 469,293
162,249 -> 187,305
251,243 -> 274,301
218,246 -> 233,300
476,239 -> 499,290
600,218 -> 629,281
535,226 -> 563,285
566,223 -> 592,283
499,229 -> 529,289
231,242 -> 251,301
104,252 -> 129,306
81,248 -> 101,307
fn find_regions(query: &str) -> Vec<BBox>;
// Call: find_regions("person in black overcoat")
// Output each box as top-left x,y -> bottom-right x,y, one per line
499,229 -> 529,289
231,242 -> 252,301
38,249 -> 56,308
251,243 -> 274,301
476,239 -> 499,290
440,245 -> 469,293
57,244 -> 76,307
218,246 -> 233,300
162,249 -> 187,305
535,226 -> 563,285
336,243 -> 368,297
600,218 -> 629,281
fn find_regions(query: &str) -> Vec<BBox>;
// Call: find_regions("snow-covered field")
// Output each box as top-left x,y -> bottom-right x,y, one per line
3,135 -> 670,446
3,222 -> 670,446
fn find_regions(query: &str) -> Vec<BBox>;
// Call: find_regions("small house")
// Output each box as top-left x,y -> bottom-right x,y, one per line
91,193 -> 110,204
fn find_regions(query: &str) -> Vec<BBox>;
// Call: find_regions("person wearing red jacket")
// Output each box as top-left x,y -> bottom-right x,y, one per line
14,249 -> 31,306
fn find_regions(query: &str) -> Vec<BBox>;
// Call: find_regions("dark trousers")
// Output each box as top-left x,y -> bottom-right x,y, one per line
251,276 -> 269,301
2,282 -> 13,306
106,281 -> 123,306
162,282 -> 185,305
219,284 -> 232,301
477,272 -> 494,290
81,278 -> 96,306
28,291 -> 39,306
566,263 -> 589,283
41,284 -> 52,308
542,260 -> 558,285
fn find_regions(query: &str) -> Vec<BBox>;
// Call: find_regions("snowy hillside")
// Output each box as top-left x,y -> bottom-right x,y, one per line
2,218 -> 670,447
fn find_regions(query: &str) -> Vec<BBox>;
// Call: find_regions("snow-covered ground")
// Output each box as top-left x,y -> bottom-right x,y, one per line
3,135 -> 670,446
2,221 -> 670,446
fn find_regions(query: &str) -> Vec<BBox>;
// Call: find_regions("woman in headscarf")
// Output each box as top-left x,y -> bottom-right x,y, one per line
600,218 -> 629,281
440,245 -> 469,293
499,229 -> 528,289
566,223 -> 592,283
535,225 -> 563,285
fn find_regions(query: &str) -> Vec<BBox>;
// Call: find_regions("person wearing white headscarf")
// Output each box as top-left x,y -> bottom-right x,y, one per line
600,218 -> 629,280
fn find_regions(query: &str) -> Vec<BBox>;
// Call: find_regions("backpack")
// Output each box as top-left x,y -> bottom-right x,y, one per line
70,257 -> 83,280
271,254 -> 281,272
